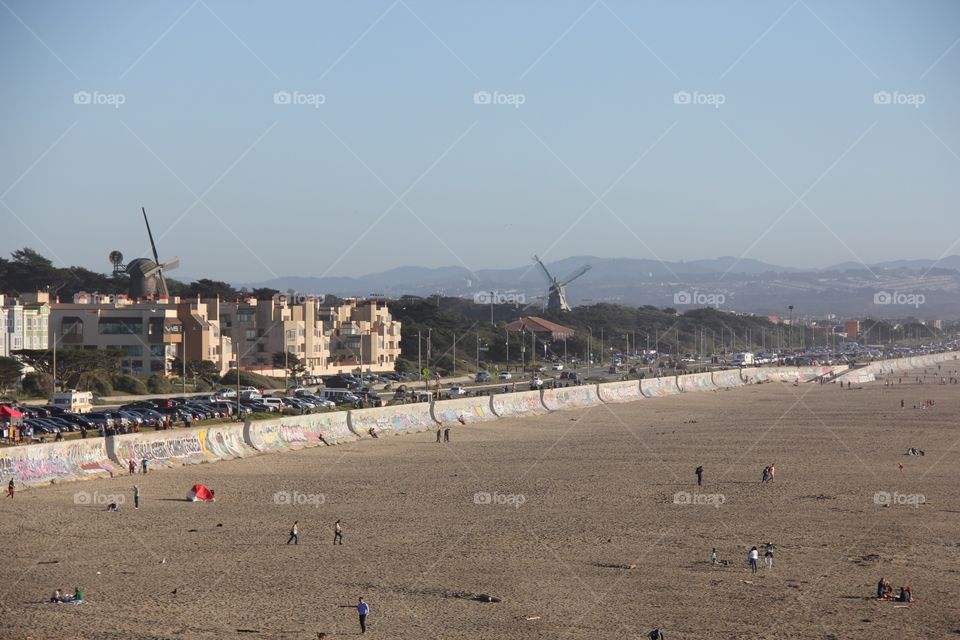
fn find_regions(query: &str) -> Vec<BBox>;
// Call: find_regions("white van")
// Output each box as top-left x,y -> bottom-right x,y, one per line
261,397 -> 285,411
318,389 -> 359,404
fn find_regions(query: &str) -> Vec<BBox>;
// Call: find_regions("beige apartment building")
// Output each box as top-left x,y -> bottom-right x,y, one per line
216,296 -> 401,377
321,299 -> 402,372
50,293 -> 233,377
216,296 -> 329,374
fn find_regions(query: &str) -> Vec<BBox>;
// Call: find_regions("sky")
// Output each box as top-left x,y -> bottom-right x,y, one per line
1,0 -> 958,284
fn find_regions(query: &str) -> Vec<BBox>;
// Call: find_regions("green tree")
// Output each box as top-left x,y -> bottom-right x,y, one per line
0,356 -> 23,393
15,348 -> 123,391
273,351 -> 307,379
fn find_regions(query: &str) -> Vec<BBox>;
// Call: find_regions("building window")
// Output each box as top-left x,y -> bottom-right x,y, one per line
61,317 -> 83,335
121,345 -> 143,357
245,329 -> 256,341
99,318 -> 143,335
237,310 -> 255,322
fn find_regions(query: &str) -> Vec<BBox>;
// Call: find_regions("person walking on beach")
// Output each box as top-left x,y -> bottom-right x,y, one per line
761,467 -> 771,483
768,463 -> 776,481
711,548 -> 718,565
748,546 -> 759,573
287,520 -> 299,545
141,458 -> 148,474
128,459 -> 136,475
436,428 -> 441,444
333,519 -> 343,545
133,485 -> 140,510
443,427 -> 451,443
357,597 -> 370,634
7,478 -> 14,498
764,542 -> 774,569
695,465 -> 704,487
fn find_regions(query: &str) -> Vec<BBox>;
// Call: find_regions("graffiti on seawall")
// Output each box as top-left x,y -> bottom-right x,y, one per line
114,434 -> 205,463
0,441 -> 114,484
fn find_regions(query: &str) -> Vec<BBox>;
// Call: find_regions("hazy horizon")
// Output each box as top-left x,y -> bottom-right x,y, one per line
2,1 -> 958,283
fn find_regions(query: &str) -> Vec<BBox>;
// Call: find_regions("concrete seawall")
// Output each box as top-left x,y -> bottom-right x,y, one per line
108,429 -> 209,468
246,412 -> 355,451
596,380 -> 643,403
490,390 -> 548,418
9,352 -> 958,489
431,397 -> 498,426
347,403 -> 436,438
677,372 -> 716,392
712,369 -> 744,388
541,386 -> 602,411
640,376 -> 681,397
0,439 -> 116,487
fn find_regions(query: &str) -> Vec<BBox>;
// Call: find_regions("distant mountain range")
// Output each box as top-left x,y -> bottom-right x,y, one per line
234,255 -> 960,320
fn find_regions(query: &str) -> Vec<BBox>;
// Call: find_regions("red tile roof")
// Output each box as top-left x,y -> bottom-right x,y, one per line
503,316 -> 575,337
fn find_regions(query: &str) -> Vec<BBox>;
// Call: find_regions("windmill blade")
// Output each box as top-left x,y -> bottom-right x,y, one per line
559,264 -> 591,287
532,255 -> 557,284
142,207 -> 161,266
142,265 -> 162,279
160,256 -> 180,271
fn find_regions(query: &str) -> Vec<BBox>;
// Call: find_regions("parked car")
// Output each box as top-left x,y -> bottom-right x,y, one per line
552,363 -> 564,371
447,386 -> 468,398
85,412 -> 116,428
498,371 -> 513,380
475,371 -> 493,383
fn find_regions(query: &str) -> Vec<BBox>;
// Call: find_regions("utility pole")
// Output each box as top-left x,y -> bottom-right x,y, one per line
52,331 -> 57,394
453,331 -> 456,377
183,328 -> 188,395
417,330 -> 422,385
505,328 -> 509,368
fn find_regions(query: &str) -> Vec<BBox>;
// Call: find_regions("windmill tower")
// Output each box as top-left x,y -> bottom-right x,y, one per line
532,255 -> 591,312
126,208 -> 180,298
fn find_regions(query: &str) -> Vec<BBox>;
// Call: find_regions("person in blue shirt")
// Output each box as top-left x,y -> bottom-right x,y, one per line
356,597 -> 369,634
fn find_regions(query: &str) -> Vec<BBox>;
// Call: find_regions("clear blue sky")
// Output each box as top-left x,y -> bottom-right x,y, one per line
1,0 -> 958,283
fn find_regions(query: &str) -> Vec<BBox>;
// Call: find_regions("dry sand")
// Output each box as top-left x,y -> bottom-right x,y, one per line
1,372 -> 958,639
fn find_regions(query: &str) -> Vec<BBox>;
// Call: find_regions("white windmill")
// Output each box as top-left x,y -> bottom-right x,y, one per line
532,255 -> 591,312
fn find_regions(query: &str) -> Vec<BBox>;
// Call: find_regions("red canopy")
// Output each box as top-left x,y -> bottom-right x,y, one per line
186,484 -> 215,502
0,405 -> 24,418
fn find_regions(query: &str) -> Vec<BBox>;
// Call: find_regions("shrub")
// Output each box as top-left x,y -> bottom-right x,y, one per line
146,374 -> 172,394
21,372 -> 52,397
111,374 -> 147,396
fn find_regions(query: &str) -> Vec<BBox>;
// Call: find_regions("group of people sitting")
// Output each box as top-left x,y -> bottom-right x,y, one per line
876,577 -> 913,602
49,587 -> 84,604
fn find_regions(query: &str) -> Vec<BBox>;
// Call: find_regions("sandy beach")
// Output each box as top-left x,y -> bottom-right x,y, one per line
1,373 -> 958,639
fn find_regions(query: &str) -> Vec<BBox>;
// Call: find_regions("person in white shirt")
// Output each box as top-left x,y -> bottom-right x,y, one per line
748,546 -> 759,573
